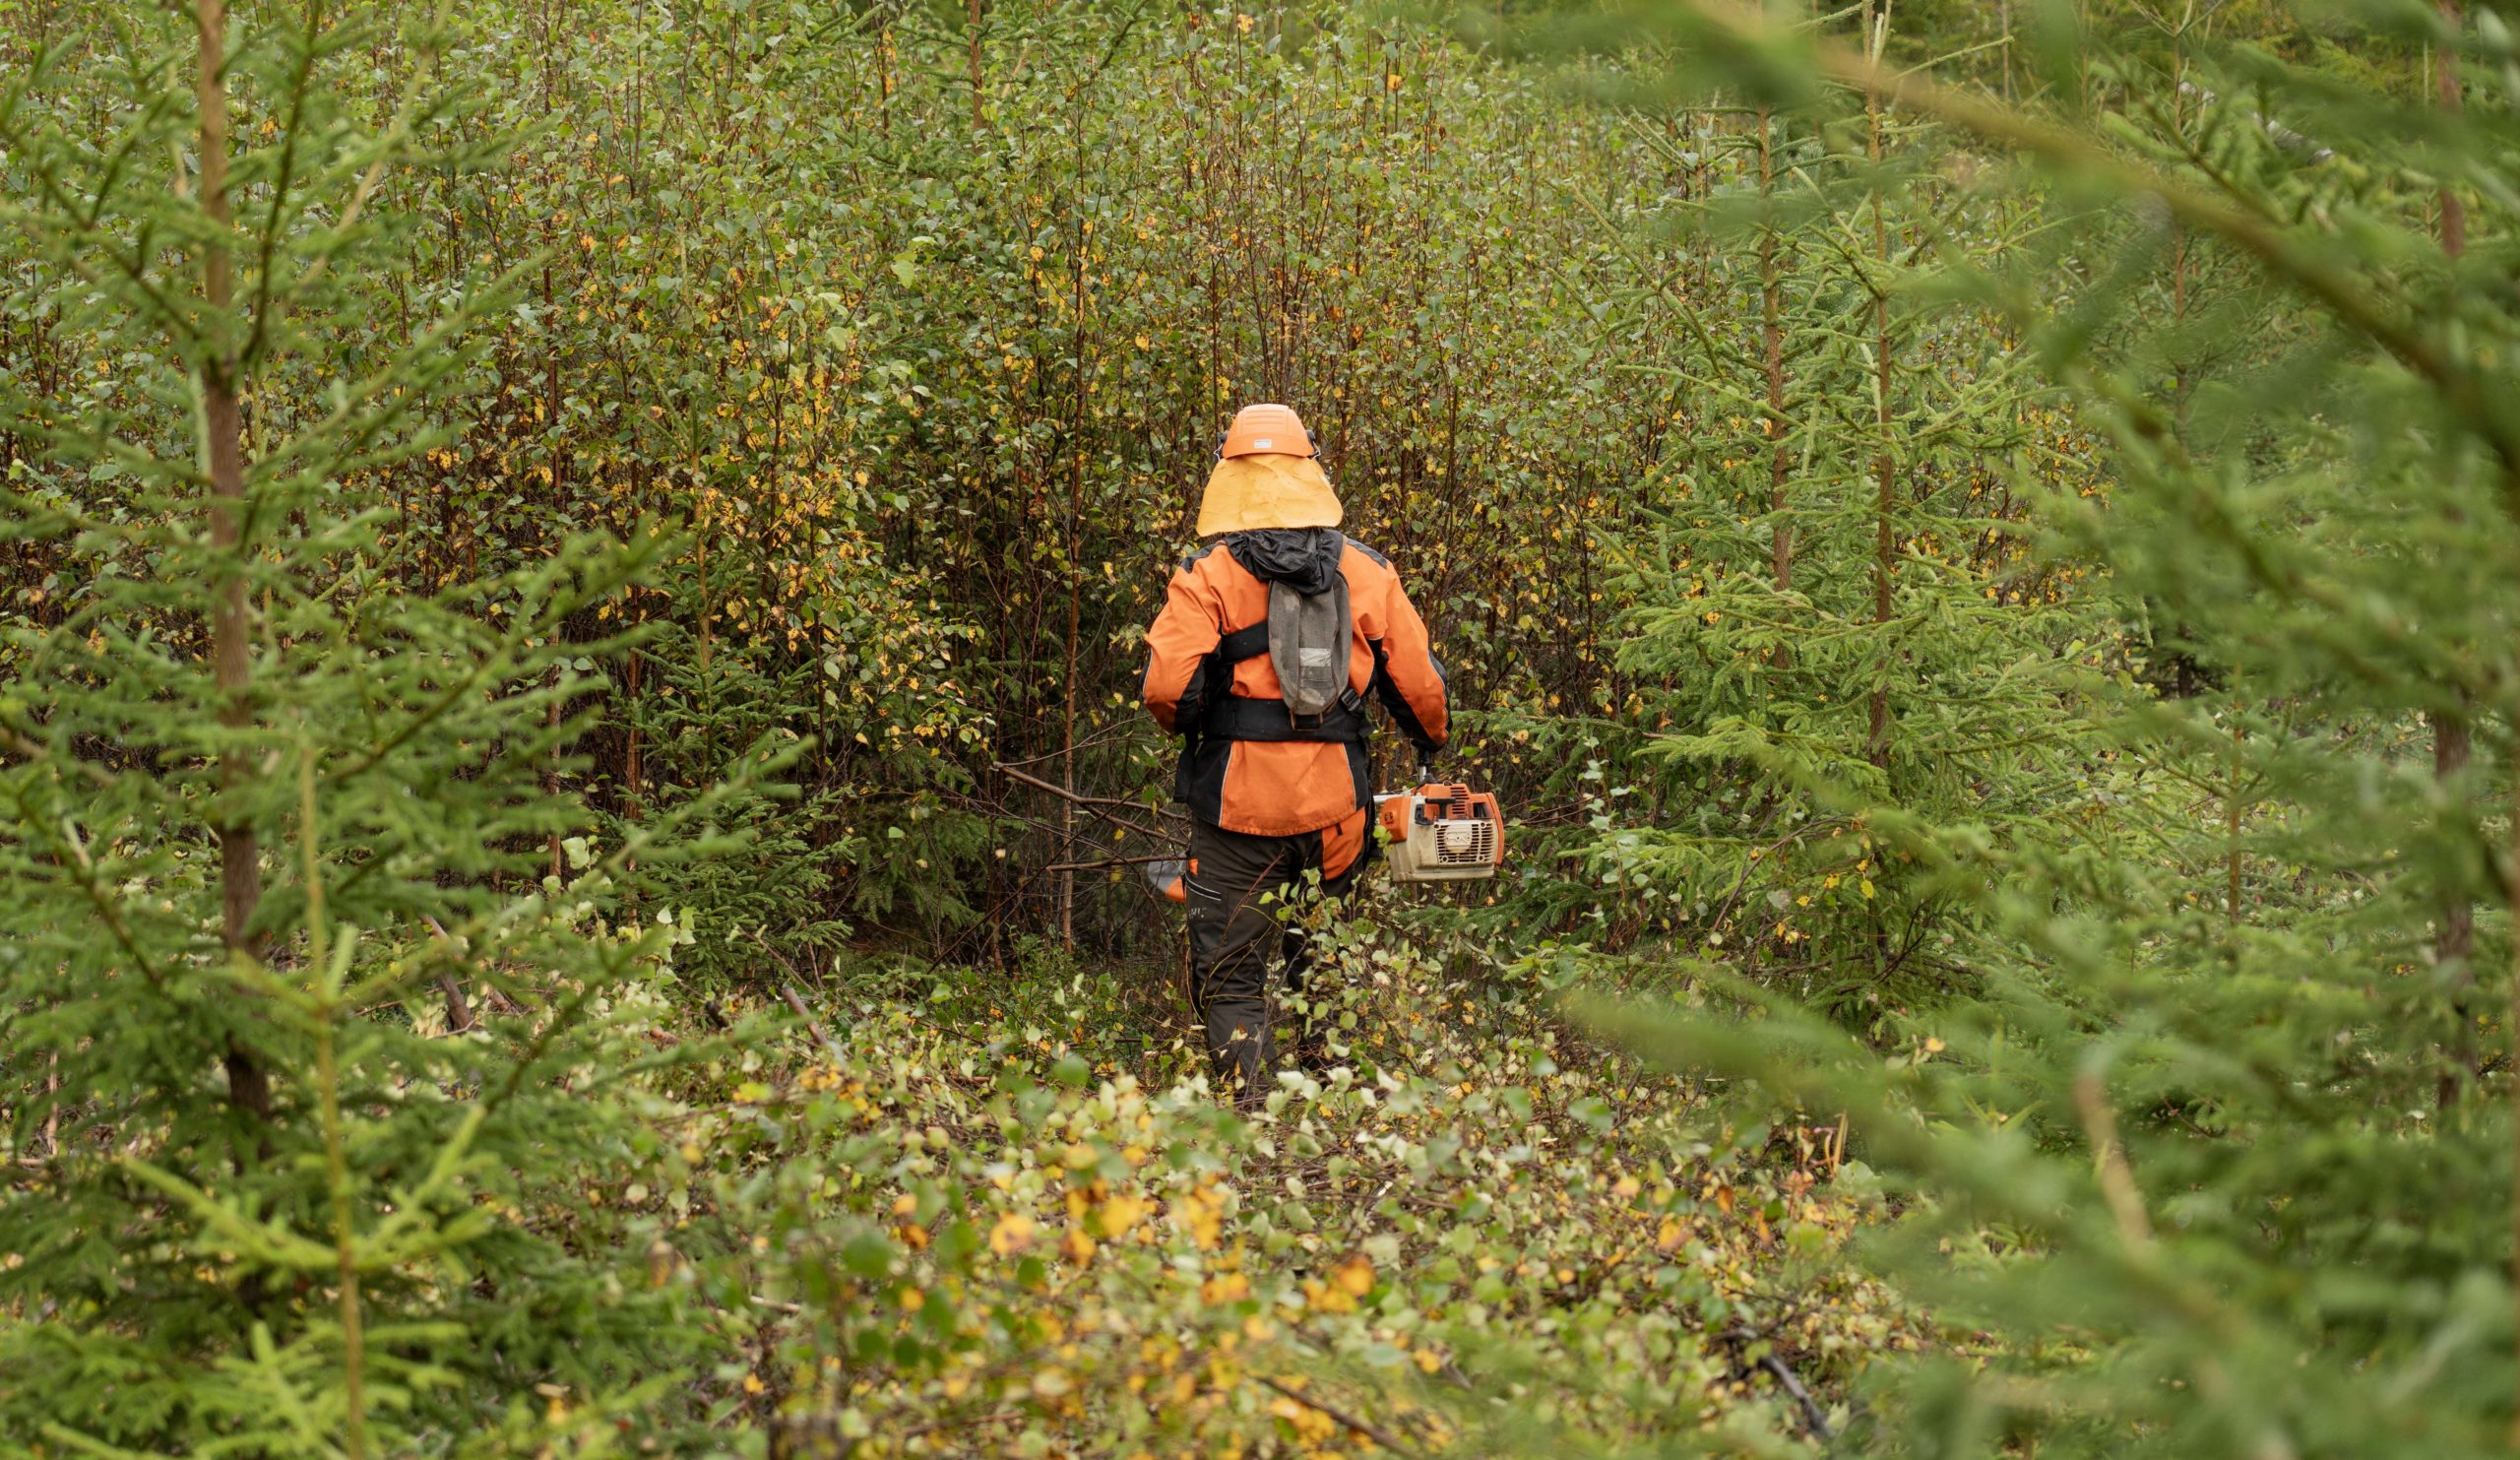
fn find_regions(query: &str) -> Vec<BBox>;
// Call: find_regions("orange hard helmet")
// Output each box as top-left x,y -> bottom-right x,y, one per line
1219,403 -> 1315,461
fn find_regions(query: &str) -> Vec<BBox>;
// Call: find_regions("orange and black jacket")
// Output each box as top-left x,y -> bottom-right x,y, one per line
1142,529 -> 1449,843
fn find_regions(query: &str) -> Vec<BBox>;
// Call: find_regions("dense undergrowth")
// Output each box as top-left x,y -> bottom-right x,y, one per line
9,0 -> 2520,1453
673,914 -> 1919,1455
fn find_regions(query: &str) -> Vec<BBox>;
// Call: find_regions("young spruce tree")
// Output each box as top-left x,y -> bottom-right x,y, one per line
1555,8 -> 2110,1020
0,1 -> 745,1447
1606,1 -> 2520,1453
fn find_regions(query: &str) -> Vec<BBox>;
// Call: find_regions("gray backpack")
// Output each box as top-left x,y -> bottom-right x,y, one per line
1267,573 -> 1351,720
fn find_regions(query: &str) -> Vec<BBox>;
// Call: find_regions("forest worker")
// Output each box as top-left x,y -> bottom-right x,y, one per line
1140,403 -> 1450,1105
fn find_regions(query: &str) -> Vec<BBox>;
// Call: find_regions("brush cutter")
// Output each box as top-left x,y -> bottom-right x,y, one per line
1142,758 -> 1504,902
1373,774 -> 1507,883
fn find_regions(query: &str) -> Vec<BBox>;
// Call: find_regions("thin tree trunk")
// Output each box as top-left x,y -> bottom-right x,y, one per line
196,0 -> 274,1124
1864,0 -> 1896,768
1063,96 -> 1103,953
624,649 -> 644,820
547,677 -> 564,881
1760,105 -> 1791,597
2506,732 -> 2520,1450
2435,2 -> 2468,257
631,0 -> 645,194
2170,60 -> 2191,442
967,0 -> 985,130
543,247 -> 567,884
2433,0 -> 2475,1107
1061,186 -> 1090,950
1998,0 -> 2014,101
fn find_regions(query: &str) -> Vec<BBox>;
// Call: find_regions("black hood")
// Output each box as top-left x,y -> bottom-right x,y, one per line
1224,528 -> 1345,596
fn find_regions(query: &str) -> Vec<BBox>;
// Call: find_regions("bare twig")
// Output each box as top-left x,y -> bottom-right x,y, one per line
739,930 -> 840,1051
1759,1352 -> 1835,1441
780,984 -> 837,1052
1706,814 -> 1847,941
993,761 -> 1180,816
992,762 -> 1182,845
1248,1373 -> 1425,1459
438,974 -> 475,1033
419,916 -> 473,1033
1042,854 -> 1179,873
992,724 -> 1137,771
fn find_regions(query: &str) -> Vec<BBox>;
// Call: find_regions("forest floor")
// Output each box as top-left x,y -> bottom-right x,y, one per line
676,908 -> 1930,1455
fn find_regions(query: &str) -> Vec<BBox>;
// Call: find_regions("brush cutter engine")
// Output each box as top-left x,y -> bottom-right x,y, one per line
1140,773 -> 1504,903
1375,780 -> 1506,883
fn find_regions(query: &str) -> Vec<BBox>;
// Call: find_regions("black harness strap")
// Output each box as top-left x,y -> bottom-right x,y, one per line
1200,693 -> 1369,743
1198,618 -> 1368,741
1216,621 -> 1270,666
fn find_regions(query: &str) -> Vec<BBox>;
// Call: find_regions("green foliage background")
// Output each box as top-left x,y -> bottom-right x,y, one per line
4,0 -> 2518,1453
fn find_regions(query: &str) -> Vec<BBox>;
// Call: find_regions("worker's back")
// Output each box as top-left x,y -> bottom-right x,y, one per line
1137,403 -> 1451,1104
1146,527 -> 1447,837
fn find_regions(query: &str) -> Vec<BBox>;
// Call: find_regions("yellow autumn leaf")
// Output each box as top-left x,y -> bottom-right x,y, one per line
1095,1193 -> 1146,1239
988,1212 -> 1036,1256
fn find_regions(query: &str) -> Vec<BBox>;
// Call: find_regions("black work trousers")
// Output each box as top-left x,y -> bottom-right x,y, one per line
1183,818 -> 1358,1104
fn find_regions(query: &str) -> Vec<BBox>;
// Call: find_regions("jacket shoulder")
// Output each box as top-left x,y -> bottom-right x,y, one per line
1182,541 -> 1267,622
1340,540 -> 1407,603
1341,537 -> 1395,573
